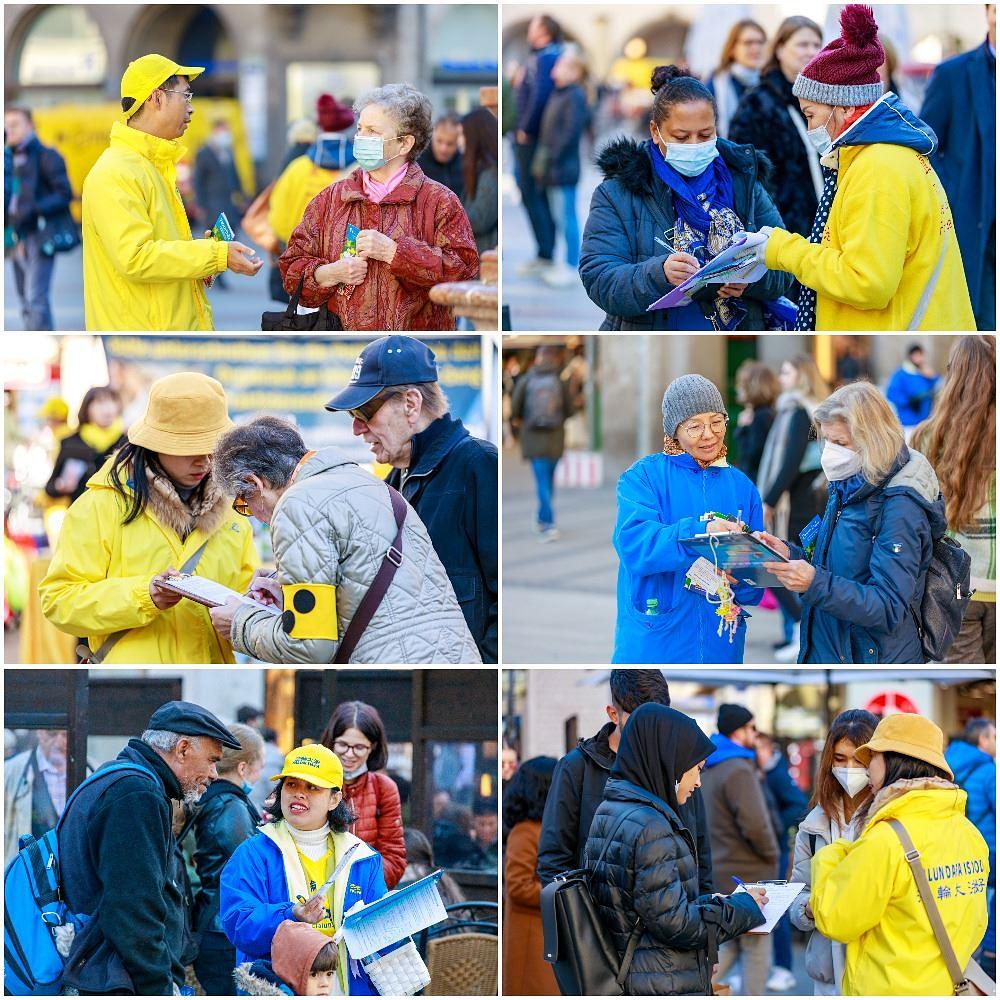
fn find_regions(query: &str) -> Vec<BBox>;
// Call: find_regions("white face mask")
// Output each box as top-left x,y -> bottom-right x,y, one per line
806,109 -> 837,156
832,766 -> 870,797
821,441 -> 863,481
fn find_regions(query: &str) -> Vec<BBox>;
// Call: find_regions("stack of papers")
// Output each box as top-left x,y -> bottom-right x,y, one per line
160,575 -> 280,616
648,231 -> 769,311
733,882 -> 805,934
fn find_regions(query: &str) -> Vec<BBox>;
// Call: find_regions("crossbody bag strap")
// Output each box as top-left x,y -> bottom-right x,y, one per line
333,484 -> 407,664
887,818 -> 968,991
77,537 -> 213,664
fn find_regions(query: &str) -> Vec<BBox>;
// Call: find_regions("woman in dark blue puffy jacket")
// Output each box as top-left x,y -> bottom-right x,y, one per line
585,703 -> 766,995
579,64 -> 791,331
756,381 -> 946,664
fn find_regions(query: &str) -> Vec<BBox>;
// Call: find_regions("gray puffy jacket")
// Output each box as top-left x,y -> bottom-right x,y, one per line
230,448 -> 481,664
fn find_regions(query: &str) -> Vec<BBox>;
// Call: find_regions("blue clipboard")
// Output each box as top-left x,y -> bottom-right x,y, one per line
680,531 -> 789,588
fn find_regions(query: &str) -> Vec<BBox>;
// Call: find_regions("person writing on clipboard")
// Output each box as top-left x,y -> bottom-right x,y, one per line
612,374 -> 765,664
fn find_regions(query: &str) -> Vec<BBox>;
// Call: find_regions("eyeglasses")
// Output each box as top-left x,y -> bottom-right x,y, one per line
233,495 -> 251,516
161,89 -> 194,104
333,739 -> 372,757
348,390 -> 395,424
679,417 -> 728,438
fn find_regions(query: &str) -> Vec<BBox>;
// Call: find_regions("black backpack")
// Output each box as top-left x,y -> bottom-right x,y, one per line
872,493 -> 973,662
522,371 -> 564,430
540,808 -> 643,996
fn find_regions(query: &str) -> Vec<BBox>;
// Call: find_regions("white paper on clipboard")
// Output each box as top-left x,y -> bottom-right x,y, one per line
160,574 -> 280,615
733,882 -> 805,934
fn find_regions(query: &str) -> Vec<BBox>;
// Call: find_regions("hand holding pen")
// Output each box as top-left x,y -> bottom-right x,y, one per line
731,875 -> 769,908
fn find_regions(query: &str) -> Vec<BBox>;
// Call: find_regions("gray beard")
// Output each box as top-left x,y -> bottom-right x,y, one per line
181,786 -> 204,808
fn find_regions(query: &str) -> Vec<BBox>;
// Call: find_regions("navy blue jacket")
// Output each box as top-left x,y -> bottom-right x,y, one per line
580,136 -> 791,330
537,83 -> 590,187
516,42 -> 564,137
921,41 -> 996,328
58,740 -> 186,995
6,134 -> 72,238
386,414 -> 498,662
791,448 -> 947,664
944,739 -> 996,879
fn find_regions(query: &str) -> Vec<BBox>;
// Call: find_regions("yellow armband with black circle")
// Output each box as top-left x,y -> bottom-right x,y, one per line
280,584 -> 338,640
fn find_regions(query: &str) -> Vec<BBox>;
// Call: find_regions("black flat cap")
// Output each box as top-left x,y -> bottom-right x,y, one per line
147,700 -> 241,749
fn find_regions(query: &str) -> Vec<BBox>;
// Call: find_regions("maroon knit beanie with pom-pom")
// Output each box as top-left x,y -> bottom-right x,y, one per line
793,4 -> 884,106
316,93 -> 354,133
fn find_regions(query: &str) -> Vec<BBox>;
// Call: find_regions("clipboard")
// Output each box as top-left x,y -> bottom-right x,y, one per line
733,881 -> 805,934
158,574 -> 280,616
679,531 -> 789,588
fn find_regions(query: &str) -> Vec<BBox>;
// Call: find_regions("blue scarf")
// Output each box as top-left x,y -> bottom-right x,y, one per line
646,141 -> 735,256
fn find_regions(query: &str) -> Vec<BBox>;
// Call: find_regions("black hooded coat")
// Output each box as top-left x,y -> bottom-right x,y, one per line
584,704 -> 765,995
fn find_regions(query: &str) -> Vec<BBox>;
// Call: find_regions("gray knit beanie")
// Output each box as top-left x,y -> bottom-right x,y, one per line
661,375 -> 726,437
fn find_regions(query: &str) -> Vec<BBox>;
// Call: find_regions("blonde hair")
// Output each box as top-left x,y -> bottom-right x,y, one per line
217,722 -> 265,775
813,381 -> 904,484
785,353 -> 829,409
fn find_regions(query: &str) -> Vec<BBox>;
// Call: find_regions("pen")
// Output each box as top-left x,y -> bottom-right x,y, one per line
731,876 -> 748,890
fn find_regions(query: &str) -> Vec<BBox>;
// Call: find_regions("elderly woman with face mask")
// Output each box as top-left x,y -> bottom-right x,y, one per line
613,375 -> 765,664
755,381 -> 947,664
749,4 -> 975,332
279,83 -> 480,331
207,416 -> 480,664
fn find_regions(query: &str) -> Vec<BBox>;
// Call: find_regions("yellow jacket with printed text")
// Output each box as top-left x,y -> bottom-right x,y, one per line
812,777 -> 989,996
39,457 -> 257,663
82,121 -> 228,331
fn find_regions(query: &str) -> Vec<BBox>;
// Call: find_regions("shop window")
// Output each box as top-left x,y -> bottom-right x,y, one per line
18,6 -> 107,87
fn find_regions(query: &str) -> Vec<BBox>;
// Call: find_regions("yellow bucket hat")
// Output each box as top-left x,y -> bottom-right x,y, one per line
128,372 -> 233,456
121,53 -> 204,120
855,713 -> 953,779
271,744 -> 344,790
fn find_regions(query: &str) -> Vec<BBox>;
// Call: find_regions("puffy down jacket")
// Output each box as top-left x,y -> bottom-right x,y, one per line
585,778 -> 764,995
229,447 -> 481,664
342,771 -> 406,888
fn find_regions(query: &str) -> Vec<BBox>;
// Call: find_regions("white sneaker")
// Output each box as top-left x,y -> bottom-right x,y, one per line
542,263 -> 578,287
516,257 -> 554,277
774,623 -> 800,662
539,527 -> 561,544
766,966 -> 797,992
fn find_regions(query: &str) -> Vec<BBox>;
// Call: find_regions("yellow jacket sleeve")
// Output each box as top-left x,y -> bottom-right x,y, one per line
267,159 -> 299,247
39,492 -> 161,636
812,830 -> 895,943
232,524 -> 260,594
765,150 -> 909,311
91,169 -> 228,282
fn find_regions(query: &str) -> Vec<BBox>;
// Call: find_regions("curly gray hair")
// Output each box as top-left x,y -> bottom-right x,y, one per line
353,83 -> 433,161
212,416 -> 308,496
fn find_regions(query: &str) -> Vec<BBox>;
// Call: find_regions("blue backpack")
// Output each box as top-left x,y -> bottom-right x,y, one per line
3,761 -> 156,995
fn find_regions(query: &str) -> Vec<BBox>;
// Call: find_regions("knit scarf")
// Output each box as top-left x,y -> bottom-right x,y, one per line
793,166 -> 838,331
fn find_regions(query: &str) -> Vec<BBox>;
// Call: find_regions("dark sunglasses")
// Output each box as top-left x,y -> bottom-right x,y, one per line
348,390 -> 395,424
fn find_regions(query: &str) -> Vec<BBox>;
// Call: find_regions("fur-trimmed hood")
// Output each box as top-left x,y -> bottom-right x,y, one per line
864,775 -> 961,829
233,961 -> 291,996
145,464 -> 231,541
594,135 -> 774,196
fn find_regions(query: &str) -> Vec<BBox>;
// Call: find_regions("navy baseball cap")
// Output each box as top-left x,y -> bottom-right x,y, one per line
146,701 -> 241,749
325,336 -> 438,411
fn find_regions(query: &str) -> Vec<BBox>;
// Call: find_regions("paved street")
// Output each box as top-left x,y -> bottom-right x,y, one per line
5,245 -> 277,332
502,446 -> 786,664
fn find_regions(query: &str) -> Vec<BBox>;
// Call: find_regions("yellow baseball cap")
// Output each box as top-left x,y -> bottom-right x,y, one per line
121,53 -> 204,120
271,744 -> 344,790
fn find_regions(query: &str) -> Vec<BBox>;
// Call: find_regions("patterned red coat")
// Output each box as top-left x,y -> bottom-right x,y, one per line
342,770 -> 407,889
279,162 -> 479,330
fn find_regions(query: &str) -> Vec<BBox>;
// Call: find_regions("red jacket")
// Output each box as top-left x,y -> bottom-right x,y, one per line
279,162 -> 479,330
342,770 -> 406,888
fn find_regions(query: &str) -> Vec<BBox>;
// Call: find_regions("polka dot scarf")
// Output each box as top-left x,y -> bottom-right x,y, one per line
794,165 -> 839,331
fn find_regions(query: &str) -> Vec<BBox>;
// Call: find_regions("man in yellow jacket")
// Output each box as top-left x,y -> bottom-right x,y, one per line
811,714 -> 989,996
751,5 -> 975,332
82,54 -> 263,331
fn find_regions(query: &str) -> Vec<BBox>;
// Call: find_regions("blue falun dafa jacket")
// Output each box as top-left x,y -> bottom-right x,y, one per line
220,822 -> 388,995
791,447 -> 947,664
612,451 -> 764,664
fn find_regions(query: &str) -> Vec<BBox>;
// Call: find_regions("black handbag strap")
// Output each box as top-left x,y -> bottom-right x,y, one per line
333,484 -> 407,663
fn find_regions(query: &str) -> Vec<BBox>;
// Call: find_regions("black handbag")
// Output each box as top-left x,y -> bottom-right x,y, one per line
261,273 -> 342,330
541,808 -> 644,996
37,209 -> 80,255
